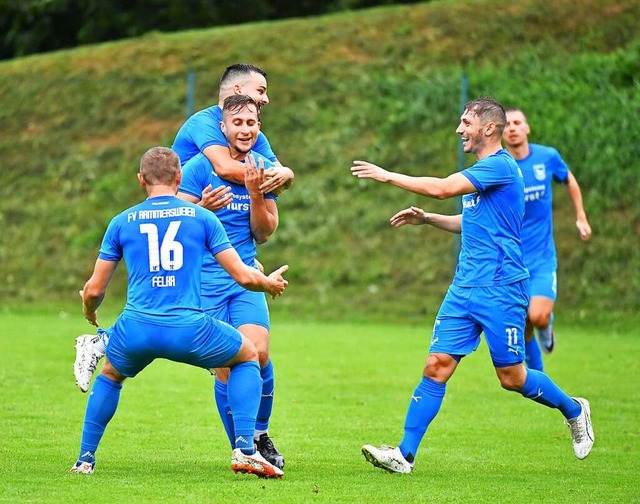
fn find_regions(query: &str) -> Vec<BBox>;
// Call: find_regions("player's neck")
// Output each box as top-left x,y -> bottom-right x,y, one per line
229,149 -> 247,162
475,139 -> 503,161
506,142 -> 530,161
146,185 -> 177,198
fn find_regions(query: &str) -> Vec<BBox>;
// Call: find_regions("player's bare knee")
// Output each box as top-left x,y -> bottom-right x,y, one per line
100,358 -> 126,383
236,337 -> 259,363
496,366 -> 525,392
424,353 -> 455,381
529,310 -> 551,328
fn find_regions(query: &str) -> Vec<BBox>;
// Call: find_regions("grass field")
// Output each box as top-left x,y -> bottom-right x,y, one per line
1,308 -> 638,503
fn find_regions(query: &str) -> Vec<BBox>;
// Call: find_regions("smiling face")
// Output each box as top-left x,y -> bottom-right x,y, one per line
237,72 -> 269,107
221,101 -> 260,158
456,109 -> 486,155
503,109 -> 530,149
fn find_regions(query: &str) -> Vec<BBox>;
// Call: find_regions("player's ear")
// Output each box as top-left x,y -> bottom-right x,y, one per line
137,172 -> 146,188
220,121 -> 226,134
484,121 -> 496,137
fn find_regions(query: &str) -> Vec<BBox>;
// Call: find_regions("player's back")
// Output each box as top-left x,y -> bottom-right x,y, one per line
100,195 -> 231,324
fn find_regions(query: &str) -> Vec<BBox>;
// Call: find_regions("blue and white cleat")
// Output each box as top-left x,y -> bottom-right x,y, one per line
70,460 -> 95,474
74,333 -> 105,392
566,397 -> 594,459
362,444 -> 413,474
537,324 -> 555,353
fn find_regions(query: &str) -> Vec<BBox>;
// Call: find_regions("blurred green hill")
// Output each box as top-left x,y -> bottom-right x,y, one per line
1,0 -> 638,323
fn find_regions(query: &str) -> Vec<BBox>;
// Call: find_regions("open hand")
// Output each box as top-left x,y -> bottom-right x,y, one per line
350,160 -> 391,183
200,184 -> 232,211
390,206 -> 427,228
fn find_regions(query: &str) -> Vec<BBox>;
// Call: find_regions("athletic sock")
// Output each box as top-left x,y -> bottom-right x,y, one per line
78,374 -> 123,461
255,360 -> 274,434
95,328 -> 108,354
520,369 -> 581,419
524,337 -> 544,371
227,361 -> 262,455
398,376 -> 446,462
214,379 -> 235,448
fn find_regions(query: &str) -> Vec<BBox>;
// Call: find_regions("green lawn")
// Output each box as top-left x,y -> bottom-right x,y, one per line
1,308 -> 638,503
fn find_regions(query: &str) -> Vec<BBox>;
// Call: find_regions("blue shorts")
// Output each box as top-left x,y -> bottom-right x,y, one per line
430,280 -> 529,368
105,312 -> 243,378
528,266 -> 557,301
202,282 -> 270,330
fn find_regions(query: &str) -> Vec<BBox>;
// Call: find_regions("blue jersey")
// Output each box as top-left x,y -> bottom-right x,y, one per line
456,149 -> 529,287
98,195 -> 232,324
179,152 -> 277,296
171,105 -> 278,166
516,143 -> 569,272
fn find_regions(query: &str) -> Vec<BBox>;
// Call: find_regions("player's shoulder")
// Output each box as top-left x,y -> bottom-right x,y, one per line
184,151 -> 213,170
530,143 -> 562,160
186,104 -> 221,125
249,150 -> 275,169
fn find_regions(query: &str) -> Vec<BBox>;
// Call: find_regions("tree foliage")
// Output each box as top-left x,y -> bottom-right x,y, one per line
0,0 -> 425,60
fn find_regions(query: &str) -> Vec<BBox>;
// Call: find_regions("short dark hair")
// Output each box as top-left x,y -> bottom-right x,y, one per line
465,97 -> 507,135
504,107 -> 528,121
219,63 -> 267,89
222,94 -> 260,119
139,146 -> 180,185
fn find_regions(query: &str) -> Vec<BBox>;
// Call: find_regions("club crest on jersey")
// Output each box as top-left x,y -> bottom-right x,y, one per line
533,163 -> 546,181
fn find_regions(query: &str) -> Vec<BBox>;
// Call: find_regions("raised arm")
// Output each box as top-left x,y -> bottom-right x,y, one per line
81,259 -> 119,327
214,247 -> 288,299
390,206 -> 462,234
245,156 -> 279,244
564,171 -> 591,241
351,160 -> 475,199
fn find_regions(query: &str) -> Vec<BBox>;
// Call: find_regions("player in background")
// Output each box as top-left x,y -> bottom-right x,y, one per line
70,147 -> 288,478
503,108 -> 591,371
178,94 -> 284,469
172,62 -> 294,195
350,97 -> 594,473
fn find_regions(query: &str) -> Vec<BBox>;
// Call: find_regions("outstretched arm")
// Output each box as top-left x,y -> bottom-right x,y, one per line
81,259 -> 119,327
203,145 -> 294,194
351,160 -> 475,199
214,247 -> 289,299
564,171 -> 591,241
390,206 -> 462,234
245,155 -> 279,244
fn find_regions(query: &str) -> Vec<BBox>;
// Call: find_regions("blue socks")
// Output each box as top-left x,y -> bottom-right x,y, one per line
399,377 -> 446,462
215,360 -> 275,449
214,379 -> 235,448
256,360 -> 275,432
520,369 -> 581,419
226,361 -> 262,454
78,374 -> 123,462
524,337 -> 544,371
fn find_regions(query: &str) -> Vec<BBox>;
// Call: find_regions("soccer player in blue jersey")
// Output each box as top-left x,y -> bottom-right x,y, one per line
350,97 -> 594,473
503,108 -> 591,370
177,94 -> 285,469
70,147 -> 288,478
172,63 -> 294,195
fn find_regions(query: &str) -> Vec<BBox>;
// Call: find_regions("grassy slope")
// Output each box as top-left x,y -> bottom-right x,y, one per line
0,310 -> 639,502
0,0 -> 638,322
